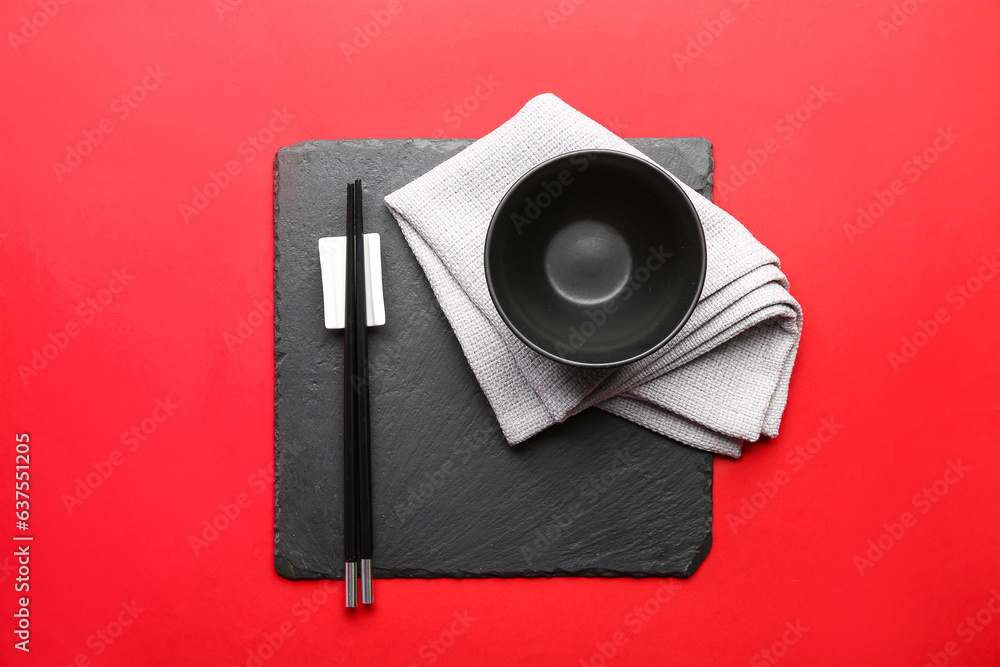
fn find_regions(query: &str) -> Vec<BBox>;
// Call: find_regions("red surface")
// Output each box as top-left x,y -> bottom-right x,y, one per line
2,0 -> 999,665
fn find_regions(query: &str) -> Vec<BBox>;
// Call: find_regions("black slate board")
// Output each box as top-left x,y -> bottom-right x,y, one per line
274,138 -> 715,579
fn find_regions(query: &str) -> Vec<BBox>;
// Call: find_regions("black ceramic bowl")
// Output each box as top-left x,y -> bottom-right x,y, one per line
484,150 -> 707,367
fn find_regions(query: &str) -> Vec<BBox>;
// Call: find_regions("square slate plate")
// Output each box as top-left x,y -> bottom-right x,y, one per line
274,138 -> 714,579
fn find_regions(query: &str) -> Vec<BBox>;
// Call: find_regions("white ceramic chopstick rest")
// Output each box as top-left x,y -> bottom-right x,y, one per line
318,234 -> 386,329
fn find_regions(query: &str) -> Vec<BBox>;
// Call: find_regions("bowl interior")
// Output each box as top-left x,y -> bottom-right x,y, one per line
485,150 -> 706,367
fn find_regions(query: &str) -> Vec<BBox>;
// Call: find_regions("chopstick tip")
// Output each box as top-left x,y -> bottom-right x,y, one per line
360,559 -> 373,604
345,561 -> 358,608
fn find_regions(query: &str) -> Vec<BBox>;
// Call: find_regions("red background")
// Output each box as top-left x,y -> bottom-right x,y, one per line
2,0 -> 999,665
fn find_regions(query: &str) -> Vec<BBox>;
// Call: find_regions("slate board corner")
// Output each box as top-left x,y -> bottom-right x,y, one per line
274,554 -> 325,582
680,527 -> 713,579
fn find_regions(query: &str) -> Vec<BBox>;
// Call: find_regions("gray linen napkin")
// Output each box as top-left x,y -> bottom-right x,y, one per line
384,94 -> 802,457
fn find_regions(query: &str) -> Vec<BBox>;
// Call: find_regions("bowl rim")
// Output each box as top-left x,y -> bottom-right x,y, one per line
484,148 -> 708,368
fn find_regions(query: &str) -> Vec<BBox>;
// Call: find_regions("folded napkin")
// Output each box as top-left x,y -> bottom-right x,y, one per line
384,94 -> 802,457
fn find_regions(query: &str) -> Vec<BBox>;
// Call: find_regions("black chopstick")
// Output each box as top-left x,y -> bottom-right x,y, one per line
343,182 -> 360,608
342,180 -> 375,607
354,179 -> 374,605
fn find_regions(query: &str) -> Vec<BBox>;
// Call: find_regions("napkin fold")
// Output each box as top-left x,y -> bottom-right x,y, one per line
384,94 -> 802,457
